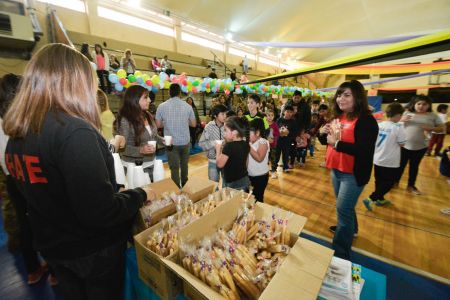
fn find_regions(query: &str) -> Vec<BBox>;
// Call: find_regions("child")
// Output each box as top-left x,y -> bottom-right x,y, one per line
427,104 -> 448,156
244,94 -> 269,130
248,119 -> 270,202
308,113 -> 319,157
276,105 -> 298,172
363,103 -> 406,210
215,116 -> 250,191
266,109 -> 280,178
295,128 -> 310,167
199,104 -> 228,182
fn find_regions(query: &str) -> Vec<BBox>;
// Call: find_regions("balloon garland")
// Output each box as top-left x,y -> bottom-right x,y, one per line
108,69 -> 332,97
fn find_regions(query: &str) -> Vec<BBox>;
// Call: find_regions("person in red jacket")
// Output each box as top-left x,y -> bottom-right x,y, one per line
319,80 -> 378,260
3,43 -> 155,300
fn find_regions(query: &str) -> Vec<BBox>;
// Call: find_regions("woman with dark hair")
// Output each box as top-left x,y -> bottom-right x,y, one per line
116,85 -> 163,176
397,95 -> 444,194
80,43 -> 96,71
3,44 -> 155,299
92,44 -> 111,93
319,80 -> 378,259
186,96 -> 201,148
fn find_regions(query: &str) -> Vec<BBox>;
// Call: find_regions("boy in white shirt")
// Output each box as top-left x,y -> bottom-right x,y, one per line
364,103 -> 406,210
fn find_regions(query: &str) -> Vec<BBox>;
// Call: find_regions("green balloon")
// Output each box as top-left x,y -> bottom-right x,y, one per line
128,74 -> 136,83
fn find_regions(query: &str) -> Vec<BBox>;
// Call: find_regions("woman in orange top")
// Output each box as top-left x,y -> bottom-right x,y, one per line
319,80 -> 378,259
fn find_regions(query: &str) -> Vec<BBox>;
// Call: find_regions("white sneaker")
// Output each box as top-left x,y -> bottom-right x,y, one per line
271,172 -> 278,179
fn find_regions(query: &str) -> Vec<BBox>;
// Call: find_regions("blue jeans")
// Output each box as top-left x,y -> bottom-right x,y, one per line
223,176 -> 250,192
331,169 -> 365,260
208,161 -> 223,183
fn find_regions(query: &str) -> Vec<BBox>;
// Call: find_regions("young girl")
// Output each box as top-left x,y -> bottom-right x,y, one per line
295,128 -> 310,167
248,119 -> 270,202
92,44 -> 111,93
266,109 -> 280,178
215,116 -> 250,191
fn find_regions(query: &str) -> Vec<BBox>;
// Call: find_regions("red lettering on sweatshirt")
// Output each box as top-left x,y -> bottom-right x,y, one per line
23,155 -> 48,184
14,154 -> 25,181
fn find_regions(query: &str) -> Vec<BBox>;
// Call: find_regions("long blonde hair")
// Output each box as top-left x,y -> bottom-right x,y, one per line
4,43 -> 100,138
97,89 -> 110,113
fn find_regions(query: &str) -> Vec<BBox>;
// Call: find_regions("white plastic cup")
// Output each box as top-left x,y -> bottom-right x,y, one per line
148,140 -> 157,147
215,140 -> 223,145
164,136 -> 172,145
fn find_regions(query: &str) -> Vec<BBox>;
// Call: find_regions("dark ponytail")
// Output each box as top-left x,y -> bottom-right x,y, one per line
225,116 -> 249,140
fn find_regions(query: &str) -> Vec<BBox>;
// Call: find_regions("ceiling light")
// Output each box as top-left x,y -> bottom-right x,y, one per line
128,0 -> 140,7
225,32 -> 233,41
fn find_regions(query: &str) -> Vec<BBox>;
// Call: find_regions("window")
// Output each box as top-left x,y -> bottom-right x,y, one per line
228,47 -> 255,60
259,56 -> 279,68
97,6 -> 174,37
37,0 -> 85,13
280,63 -> 295,71
181,32 -> 223,51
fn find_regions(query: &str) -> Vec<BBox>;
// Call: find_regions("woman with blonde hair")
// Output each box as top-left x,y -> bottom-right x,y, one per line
97,89 -> 115,141
120,48 -> 136,75
3,43 -> 155,300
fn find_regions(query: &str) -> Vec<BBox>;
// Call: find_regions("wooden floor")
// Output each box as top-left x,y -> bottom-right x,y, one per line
163,142 -> 450,281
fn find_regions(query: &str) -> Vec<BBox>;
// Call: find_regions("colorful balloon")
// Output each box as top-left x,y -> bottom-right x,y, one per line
117,69 -> 126,79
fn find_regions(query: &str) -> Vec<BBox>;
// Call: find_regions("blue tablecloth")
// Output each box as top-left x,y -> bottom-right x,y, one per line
360,266 -> 386,300
125,247 -> 386,300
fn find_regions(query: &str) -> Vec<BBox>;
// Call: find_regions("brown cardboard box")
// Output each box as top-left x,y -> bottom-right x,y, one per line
162,197 -> 334,300
134,188 -> 239,300
134,221 -> 182,300
134,177 -> 217,234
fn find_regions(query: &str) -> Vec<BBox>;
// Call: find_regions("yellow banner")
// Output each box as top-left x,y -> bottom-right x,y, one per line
245,29 -> 450,84
322,61 -> 450,75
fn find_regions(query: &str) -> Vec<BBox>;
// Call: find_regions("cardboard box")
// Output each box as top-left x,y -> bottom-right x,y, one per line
134,177 -> 217,234
162,197 -> 334,300
134,221 -> 182,300
134,188 -> 239,300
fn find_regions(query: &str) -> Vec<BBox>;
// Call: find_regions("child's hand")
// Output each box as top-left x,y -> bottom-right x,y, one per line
214,142 -> 222,153
400,114 -> 413,122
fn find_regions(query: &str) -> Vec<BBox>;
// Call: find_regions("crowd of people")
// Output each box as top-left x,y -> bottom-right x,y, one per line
79,42 -> 252,98
0,43 -> 448,299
